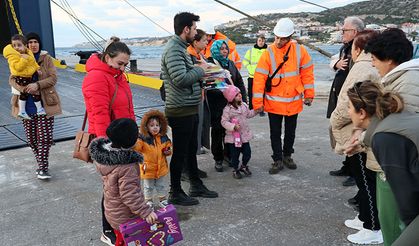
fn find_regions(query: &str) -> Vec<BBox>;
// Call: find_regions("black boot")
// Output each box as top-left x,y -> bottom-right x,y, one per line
189,183 -> 218,198
168,189 -> 199,206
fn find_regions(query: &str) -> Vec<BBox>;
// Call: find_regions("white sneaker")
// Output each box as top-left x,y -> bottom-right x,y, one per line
37,108 -> 46,115
344,215 -> 363,230
18,112 -> 32,120
347,228 -> 383,245
158,199 -> 169,208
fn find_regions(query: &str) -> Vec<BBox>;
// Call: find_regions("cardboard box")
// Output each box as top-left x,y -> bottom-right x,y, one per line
119,204 -> 183,245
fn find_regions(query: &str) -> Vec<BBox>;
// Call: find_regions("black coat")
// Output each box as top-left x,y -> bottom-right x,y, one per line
326,41 -> 353,118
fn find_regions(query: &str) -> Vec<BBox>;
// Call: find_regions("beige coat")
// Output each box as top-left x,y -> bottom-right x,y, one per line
9,51 -> 62,118
330,51 -> 380,155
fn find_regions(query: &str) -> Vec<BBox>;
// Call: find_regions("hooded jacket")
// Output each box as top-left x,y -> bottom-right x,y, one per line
133,110 -> 171,179
90,138 -> 152,230
3,44 -> 40,77
221,103 -> 258,143
82,54 -> 135,137
9,50 -> 62,118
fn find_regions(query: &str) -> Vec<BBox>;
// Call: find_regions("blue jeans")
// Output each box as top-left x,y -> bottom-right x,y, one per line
228,142 -> 251,170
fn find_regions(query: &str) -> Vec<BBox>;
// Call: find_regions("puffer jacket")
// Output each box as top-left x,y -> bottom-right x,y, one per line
82,54 -> 135,137
330,51 -> 380,155
133,110 -> 171,179
3,44 -> 39,77
161,35 -> 205,117
90,138 -> 152,230
9,50 -> 62,118
221,103 -> 257,143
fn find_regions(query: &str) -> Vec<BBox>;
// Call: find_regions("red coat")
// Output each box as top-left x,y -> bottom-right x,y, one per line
82,54 -> 135,137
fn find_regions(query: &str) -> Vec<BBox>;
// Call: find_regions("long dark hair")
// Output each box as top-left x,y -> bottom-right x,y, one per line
100,36 -> 131,62
347,81 -> 404,119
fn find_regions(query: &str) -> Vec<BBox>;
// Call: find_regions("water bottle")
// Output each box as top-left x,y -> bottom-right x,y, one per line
231,117 -> 242,147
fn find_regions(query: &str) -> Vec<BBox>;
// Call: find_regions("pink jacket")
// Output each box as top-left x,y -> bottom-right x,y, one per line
221,103 -> 257,144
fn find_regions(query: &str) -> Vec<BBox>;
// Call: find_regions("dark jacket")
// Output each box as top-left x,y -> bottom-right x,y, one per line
326,41 -> 353,118
90,138 -> 152,230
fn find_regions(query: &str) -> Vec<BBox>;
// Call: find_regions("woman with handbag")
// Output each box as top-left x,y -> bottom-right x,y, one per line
82,36 -> 135,246
9,32 -> 62,180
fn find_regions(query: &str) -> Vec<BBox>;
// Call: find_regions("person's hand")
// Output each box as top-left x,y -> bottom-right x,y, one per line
25,83 -> 39,94
234,124 -> 240,131
196,59 -> 210,70
20,54 -> 29,59
145,211 -> 158,224
37,69 -> 42,77
254,107 -> 263,113
163,147 -> 171,156
344,128 -> 364,156
335,58 -> 348,70
304,98 -> 313,106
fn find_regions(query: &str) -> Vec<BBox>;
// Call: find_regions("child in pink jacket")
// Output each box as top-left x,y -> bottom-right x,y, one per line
221,85 -> 261,179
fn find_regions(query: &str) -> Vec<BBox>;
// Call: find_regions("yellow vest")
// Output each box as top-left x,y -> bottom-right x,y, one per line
243,47 -> 266,78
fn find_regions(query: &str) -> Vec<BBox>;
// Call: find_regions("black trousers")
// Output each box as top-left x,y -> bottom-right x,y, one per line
268,113 -> 298,161
348,153 -> 380,230
247,77 -> 254,110
211,125 -> 227,162
168,114 -> 202,192
228,142 -> 251,170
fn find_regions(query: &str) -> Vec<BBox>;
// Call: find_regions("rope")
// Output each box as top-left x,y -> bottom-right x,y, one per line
6,0 -> 23,35
121,0 -> 172,36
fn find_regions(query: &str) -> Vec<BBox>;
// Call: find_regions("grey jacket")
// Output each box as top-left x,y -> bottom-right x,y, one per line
161,35 -> 205,117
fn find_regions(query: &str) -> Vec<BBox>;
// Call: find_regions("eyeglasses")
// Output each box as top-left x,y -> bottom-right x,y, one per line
341,29 -> 355,33
353,82 -> 367,106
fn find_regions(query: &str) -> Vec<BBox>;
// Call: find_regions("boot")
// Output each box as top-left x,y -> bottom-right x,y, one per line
189,183 -> 218,198
269,160 -> 284,174
283,156 -> 297,169
168,189 -> 199,206
214,160 -> 223,172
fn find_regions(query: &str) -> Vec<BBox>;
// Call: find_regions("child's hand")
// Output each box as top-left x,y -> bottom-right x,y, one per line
20,54 -> 29,59
163,147 -> 172,156
234,124 -> 240,131
145,211 -> 158,224
37,69 -> 42,77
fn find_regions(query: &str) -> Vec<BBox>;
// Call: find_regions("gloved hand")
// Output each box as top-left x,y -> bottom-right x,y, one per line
304,98 -> 313,106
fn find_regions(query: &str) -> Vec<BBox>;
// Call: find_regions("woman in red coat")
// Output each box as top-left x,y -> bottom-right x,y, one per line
82,36 -> 134,245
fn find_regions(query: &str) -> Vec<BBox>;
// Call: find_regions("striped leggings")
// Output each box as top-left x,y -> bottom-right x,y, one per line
22,115 -> 54,171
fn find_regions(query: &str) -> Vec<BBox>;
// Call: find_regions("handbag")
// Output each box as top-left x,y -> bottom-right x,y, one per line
73,82 -> 119,163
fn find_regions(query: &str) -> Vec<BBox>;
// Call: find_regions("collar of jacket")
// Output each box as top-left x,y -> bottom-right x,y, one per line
173,35 -> 189,49
254,43 -> 267,49
89,138 -> 143,165
187,45 -> 201,60
354,51 -> 372,63
85,53 -> 123,78
363,116 -> 381,147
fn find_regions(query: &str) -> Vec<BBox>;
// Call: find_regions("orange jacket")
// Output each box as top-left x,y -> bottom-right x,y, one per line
204,32 -> 242,70
252,41 -> 314,116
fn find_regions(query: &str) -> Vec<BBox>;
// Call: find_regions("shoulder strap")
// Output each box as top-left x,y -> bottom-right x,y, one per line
269,45 -> 292,80
82,81 -> 119,130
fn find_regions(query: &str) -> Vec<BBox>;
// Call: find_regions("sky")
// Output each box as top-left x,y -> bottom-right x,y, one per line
51,0 -> 366,47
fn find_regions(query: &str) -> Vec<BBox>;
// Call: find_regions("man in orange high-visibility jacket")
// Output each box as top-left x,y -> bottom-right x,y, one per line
203,27 -> 242,70
253,18 -> 314,174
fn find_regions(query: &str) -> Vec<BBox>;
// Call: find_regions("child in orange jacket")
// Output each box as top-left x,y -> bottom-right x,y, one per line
134,110 -> 172,209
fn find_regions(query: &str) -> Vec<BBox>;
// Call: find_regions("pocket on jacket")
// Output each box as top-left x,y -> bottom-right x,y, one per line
42,88 -> 60,106
295,84 -> 304,94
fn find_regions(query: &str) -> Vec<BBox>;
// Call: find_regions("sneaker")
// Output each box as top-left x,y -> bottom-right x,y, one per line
215,160 -> 224,172
158,199 -> 169,208
343,176 -> 356,186
37,108 -> 46,115
259,112 -> 266,117
198,168 -> 208,178
100,230 -> 116,246
232,170 -> 242,179
18,112 -> 32,120
269,160 -> 284,174
189,183 -> 218,198
239,165 -> 252,176
283,156 -> 297,169
329,167 -> 350,176
347,228 -> 383,244
344,215 -> 363,230
168,190 -> 199,206
37,170 -> 51,180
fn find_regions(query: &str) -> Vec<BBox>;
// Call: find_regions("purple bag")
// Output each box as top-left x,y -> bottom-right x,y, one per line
119,204 -> 183,246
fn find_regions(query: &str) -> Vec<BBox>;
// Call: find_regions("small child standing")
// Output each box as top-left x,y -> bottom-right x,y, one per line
90,118 -> 157,246
133,110 -> 172,208
3,34 -> 45,120
221,85 -> 261,179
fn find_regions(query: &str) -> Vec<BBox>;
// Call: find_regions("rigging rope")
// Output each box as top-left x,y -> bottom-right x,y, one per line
213,0 -> 332,58
6,0 -> 23,35
121,0 -> 172,36
59,0 -> 103,50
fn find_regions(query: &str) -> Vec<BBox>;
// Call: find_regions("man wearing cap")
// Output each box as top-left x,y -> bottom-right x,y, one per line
252,18 -> 314,174
203,26 -> 242,70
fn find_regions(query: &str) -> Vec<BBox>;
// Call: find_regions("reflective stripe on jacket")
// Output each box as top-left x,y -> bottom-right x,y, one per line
204,32 -> 242,70
243,47 -> 266,78
252,41 -> 314,116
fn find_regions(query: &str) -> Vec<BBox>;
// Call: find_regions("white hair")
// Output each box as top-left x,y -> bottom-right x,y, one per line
344,16 -> 364,31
